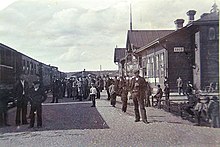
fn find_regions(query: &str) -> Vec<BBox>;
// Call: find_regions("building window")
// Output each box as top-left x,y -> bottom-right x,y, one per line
147,57 -> 150,78
156,54 -> 159,77
160,53 -> 165,77
138,56 -> 142,68
143,67 -> 147,77
22,60 -> 26,72
147,57 -> 154,78
27,61 -> 30,74
209,27 -> 215,40
30,62 -> 33,75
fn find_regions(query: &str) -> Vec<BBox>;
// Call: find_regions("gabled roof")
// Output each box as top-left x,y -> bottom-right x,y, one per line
136,11 -> 219,53
114,48 -> 126,63
126,30 -> 174,49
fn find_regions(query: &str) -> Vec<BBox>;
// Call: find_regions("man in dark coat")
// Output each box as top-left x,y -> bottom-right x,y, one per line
154,85 -> 163,108
51,79 -> 61,103
61,79 -> 66,98
28,81 -> 47,128
14,75 -> 29,126
0,89 -> 10,127
130,70 -> 149,124
145,81 -> 152,107
82,77 -> 89,99
105,75 -> 111,100
164,83 -> 170,106
118,76 -> 129,112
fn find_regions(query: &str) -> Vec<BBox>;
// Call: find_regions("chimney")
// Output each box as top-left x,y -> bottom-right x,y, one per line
174,19 -> 184,30
187,10 -> 196,23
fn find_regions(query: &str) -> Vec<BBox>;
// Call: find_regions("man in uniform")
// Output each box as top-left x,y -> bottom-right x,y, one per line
130,70 -> 149,124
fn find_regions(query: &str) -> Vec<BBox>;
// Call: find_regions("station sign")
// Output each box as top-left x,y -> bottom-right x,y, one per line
174,47 -> 184,52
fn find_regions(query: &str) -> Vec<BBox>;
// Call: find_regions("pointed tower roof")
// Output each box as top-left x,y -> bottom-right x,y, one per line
210,2 -> 219,14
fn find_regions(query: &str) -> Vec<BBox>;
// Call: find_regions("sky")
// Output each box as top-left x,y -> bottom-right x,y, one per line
0,0 -> 218,72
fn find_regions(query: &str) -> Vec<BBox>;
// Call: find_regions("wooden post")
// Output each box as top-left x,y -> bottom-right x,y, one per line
179,103 -> 183,117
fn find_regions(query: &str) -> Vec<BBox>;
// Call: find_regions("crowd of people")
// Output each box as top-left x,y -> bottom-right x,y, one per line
182,81 -> 219,128
103,73 -> 219,127
51,75 -> 104,103
0,71 -> 219,128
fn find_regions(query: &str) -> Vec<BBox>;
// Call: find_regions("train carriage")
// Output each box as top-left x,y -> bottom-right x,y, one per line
20,54 -> 41,87
40,63 -> 53,91
0,43 -> 66,107
0,44 -> 18,90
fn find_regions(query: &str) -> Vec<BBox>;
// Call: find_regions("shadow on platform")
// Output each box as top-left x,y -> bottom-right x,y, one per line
0,102 -> 109,134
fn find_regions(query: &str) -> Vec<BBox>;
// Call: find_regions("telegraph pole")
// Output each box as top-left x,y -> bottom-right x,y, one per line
100,65 -> 102,76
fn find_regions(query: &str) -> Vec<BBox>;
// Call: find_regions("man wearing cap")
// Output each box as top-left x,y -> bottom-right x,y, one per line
130,70 -> 149,123
28,81 -> 47,128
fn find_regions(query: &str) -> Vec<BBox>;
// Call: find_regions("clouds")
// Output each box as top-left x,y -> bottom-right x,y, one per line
0,0 -> 219,72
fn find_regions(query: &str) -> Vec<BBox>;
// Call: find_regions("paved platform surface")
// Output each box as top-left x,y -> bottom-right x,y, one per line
0,91 -> 219,147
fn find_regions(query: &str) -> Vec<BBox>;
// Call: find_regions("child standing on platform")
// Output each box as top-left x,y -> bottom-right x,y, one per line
90,83 -> 97,107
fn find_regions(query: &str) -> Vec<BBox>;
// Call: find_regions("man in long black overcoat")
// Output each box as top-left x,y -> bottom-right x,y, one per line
14,75 -> 29,126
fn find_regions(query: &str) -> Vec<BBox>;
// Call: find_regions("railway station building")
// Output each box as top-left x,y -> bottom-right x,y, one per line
114,4 -> 219,91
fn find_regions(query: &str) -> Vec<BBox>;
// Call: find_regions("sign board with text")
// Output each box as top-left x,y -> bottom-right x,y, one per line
174,47 -> 184,52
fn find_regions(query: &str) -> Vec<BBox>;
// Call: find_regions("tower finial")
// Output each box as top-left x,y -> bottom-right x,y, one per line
211,1 -> 219,14
130,3 -> 132,31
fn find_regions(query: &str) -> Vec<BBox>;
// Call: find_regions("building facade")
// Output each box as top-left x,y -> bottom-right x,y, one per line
114,4 -> 219,91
